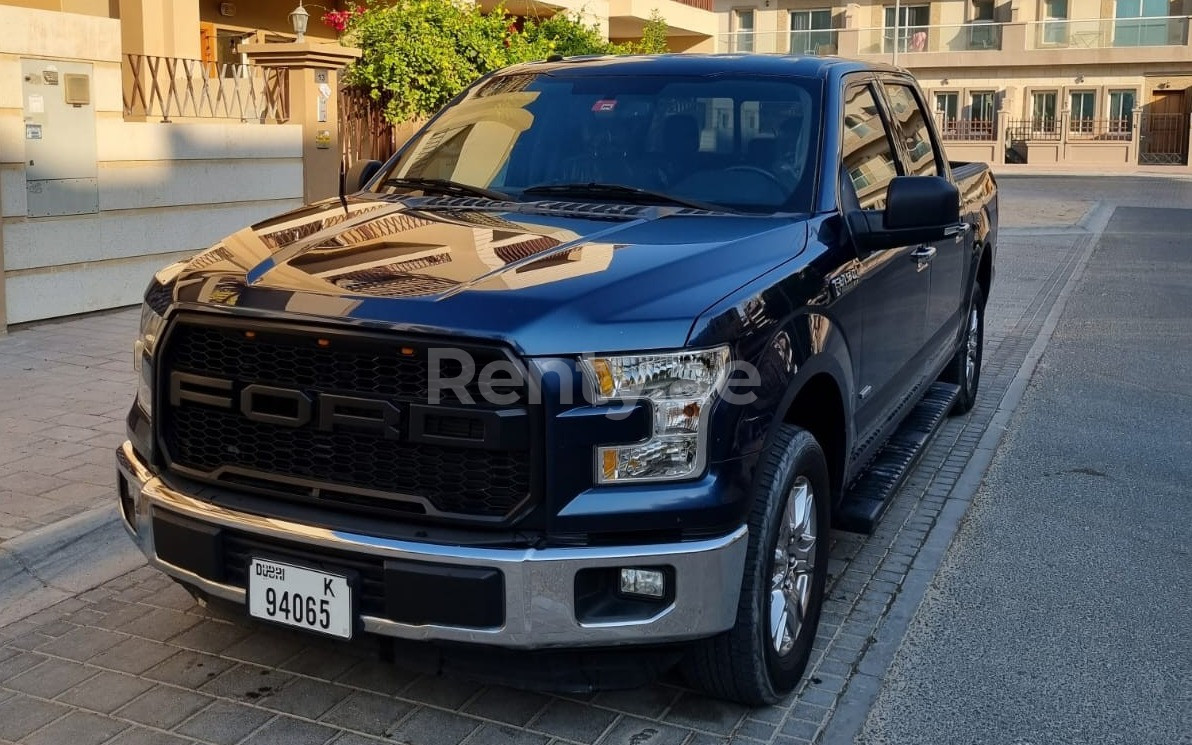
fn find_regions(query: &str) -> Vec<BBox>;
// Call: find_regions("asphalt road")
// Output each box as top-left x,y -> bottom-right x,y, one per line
855,203 -> 1192,744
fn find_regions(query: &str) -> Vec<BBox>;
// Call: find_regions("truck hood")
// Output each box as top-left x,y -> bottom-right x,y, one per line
163,195 -> 808,356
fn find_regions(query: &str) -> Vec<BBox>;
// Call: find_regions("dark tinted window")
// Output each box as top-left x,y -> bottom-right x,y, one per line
379,72 -> 822,213
882,83 -> 939,176
841,85 -> 899,210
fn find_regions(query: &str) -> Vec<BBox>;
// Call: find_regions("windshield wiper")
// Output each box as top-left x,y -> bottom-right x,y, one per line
520,182 -> 725,212
381,177 -> 510,202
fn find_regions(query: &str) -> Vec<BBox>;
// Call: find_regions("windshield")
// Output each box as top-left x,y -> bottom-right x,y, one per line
376,71 -> 822,214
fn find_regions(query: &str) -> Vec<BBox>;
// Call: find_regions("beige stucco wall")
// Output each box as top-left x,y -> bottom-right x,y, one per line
0,6 -> 304,326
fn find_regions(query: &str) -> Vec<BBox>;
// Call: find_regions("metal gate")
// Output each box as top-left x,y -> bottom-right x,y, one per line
1139,112 -> 1190,165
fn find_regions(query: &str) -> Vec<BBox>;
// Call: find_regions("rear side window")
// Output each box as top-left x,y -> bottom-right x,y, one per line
882,83 -> 940,177
841,85 -> 899,210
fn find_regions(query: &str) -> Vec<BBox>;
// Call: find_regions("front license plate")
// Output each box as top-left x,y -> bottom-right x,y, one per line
247,558 -> 352,639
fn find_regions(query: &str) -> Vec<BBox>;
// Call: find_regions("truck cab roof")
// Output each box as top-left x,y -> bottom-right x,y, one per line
515,52 -> 905,83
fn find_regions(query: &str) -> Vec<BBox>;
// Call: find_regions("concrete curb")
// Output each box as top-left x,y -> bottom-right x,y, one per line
819,201 -> 1115,744
0,503 -> 143,628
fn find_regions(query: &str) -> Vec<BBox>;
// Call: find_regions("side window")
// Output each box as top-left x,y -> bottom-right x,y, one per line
841,84 -> 899,210
882,83 -> 940,177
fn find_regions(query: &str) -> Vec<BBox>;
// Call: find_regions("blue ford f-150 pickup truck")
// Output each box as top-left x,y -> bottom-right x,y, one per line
117,54 -> 996,704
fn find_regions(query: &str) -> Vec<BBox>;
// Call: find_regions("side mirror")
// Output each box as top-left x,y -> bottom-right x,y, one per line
345,159 -> 383,192
847,176 -> 961,252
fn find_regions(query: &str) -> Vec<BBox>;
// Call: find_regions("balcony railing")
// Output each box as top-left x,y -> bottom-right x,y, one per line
1025,16 -> 1189,50
671,0 -> 713,10
856,22 -> 1005,54
123,54 -> 289,123
719,30 -> 839,55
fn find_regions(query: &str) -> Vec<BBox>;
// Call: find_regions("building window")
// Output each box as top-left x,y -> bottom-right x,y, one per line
935,92 -> 959,131
1114,0 -> 1169,46
971,0 -> 994,22
1032,91 -> 1058,132
733,9 -> 755,53
1041,0 -> 1069,45
969,91 -> 996,139
1108,89 -> 1136,133
790,10 -> 835,55
1069,91 -> 1096,134
884,5 -> 930,53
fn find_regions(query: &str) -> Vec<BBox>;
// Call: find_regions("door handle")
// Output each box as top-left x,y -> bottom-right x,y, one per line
943,223 -> 971,238
910,245 -> 937,261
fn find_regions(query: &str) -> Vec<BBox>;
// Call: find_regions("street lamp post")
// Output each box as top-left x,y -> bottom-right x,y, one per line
892,0 -> 901,65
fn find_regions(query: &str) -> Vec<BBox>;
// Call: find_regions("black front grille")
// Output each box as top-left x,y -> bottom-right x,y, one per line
158,315 -> 535,523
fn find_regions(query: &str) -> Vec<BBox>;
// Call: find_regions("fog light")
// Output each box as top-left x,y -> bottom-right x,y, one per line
619,568 -> 666,599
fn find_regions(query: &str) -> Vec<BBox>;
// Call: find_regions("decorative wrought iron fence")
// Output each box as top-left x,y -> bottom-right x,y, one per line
1064,119 -> 1134,140
122,54 -> 288,123
1006,119 -> 1062,142
339,86 -> 399,168
938,120 -> 997,141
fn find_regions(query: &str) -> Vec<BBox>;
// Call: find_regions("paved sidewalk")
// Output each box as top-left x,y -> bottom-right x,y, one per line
854,205 -> 1192,744
0,309 -> 137,541
0,179 -> 1103,745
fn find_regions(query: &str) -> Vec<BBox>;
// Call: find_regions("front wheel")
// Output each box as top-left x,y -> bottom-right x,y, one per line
682,425 -> 830,705
941,283 -> 984,415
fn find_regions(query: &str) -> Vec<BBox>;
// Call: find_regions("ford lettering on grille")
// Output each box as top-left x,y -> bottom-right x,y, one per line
170,371 -> 402,440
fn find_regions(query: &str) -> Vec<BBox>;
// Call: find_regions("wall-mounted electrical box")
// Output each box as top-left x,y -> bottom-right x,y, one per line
22,59 -> 99,218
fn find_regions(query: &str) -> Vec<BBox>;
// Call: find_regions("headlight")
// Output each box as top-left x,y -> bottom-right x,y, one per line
581,347 -> 731,483
132,294 -> 168,418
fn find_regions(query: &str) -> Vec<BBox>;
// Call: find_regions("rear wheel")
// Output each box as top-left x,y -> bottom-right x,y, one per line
942,283 -> 984,415
682,425 -> 830,705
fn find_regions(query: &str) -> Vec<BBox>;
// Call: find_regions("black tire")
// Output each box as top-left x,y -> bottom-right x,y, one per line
941,282 -> 985,416
681,425 -> 831,705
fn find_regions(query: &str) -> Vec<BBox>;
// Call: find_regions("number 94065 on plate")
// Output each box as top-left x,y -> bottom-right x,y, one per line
247,558 -> 352,639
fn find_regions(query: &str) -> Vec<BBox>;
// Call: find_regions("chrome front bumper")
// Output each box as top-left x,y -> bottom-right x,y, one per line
116,441 -> 748,649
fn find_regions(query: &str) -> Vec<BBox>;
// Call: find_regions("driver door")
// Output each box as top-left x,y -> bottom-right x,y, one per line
841,82 -> 932,450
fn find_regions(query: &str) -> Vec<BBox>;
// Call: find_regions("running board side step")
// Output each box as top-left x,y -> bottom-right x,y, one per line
835,382 -> 961,534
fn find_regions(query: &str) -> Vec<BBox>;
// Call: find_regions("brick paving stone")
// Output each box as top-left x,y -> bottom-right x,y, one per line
595,717 -> 691,745
398,675 -> 481,710
591,685 -> 682,720
6,657 -> 98,698
329,735 -> 386,745
88,635 -> 180,675
277,645 -> 363,680
36,626 -> 124,662
465,723 -> 552,745
239,714 -> 343,745
56,670 -> 156,714
529,699 -> 618,744
386,708 -> 482,745
460,687 -> 551,727
660,693 -> 749,735
318,691 -> 411,737
174,700 -> 274,745
0,694 -> 72,741
198,662 -> 294,704
143,650 -> 236,689
334,659 -> 419,696
115,686 -> 214,730
22,709 -> 128,745
103,726 -> 195,745
264,676 -> 353,719
166,619 -> 254,654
